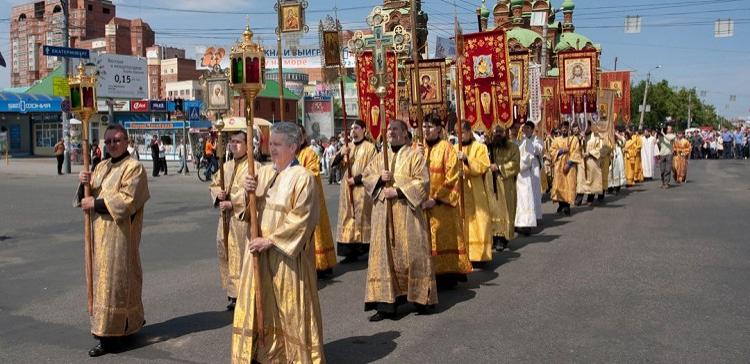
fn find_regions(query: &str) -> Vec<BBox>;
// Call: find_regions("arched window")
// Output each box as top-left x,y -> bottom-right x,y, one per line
52,5 -> 62,13
18,14 -> 27,21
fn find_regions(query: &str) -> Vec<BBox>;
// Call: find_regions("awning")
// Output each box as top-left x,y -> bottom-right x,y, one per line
222,116 -> 272,131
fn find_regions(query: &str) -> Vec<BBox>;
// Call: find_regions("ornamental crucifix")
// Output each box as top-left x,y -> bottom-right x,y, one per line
349,6 -> 411,97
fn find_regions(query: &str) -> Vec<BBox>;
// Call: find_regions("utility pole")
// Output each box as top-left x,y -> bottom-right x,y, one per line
276,0 -> 285,123
687,92 -> 692,129
61,0 -> 71,173
637,72 -> 651,131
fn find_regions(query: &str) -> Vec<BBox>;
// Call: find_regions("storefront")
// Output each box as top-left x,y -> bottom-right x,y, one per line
0,92 -> 64,156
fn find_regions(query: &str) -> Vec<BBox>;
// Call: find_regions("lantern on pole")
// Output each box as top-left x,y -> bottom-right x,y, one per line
229,23 -> 266,340
67,61 -> 98,316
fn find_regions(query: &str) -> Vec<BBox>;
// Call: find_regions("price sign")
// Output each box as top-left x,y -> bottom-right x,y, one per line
91,54 -> 148,99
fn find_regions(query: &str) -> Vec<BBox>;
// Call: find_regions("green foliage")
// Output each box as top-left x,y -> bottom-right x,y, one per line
333,98 -> 343,118
630,80 -> 727,130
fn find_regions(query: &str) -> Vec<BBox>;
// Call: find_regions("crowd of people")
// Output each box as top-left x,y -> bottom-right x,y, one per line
74,116 -> 701,362
686,126 -> 749,160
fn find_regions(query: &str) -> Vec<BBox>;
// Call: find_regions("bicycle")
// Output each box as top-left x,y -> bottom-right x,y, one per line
196,155 -> 217,182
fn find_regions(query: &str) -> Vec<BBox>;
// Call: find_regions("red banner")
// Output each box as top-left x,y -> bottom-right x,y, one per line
460,29 -> 513,131
600,71 -> 632,125
540,77 -> 559,132
356,51 -> 397,141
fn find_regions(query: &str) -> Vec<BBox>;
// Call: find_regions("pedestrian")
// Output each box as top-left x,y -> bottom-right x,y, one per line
657,125 -> 676,188
53,138 -> 65,175
325,137 -> 339,184
204,135 -> 217,181
734,127 -> 745,160
209,131 -> 260,311
158,139 -> 167,175
127,140 -> 140,161
177,140 -> 189,174
549,121 -> 583,216
233,122 -> 325,363
362,119 -> 437,321
335,119 -> 377,263
150,135 -> 160,177
721,127 -> 733,159
91,142 -> 102,171
76,124 -> 150,357
608,130 -> 627,194
672,131 -> 691,184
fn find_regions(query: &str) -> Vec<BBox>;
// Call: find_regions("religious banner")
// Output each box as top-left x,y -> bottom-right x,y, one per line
356,50 -> 398,140
527,63 -> 542,124
593,88 -> 617,146
540,77 -> 559,132
600,71 -> 632,125
558,50 -> 599,114
406,59 -> 448,127
280,2 -> 304,33
460,29 -> 513,131
509,53 -> 529,104
319,15 -> 342,82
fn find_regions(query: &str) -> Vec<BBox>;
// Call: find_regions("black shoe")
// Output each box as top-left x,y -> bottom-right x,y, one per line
227,297 -> 236,311
368,312 -> 393,322
556,205 -> 564,213
88,343 -> 108,357
414,304 -> 435,315
317,269 -> 333,279
563,207 -> 571,216
340,256 -> 358,264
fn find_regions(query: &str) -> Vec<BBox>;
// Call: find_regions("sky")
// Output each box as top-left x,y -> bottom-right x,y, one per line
0,0 -> 748,119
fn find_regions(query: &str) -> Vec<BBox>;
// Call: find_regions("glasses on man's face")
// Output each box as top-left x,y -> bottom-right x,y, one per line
104,138 -> 124,145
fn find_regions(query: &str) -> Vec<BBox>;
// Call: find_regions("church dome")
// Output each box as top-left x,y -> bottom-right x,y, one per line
507,27 -> 545,48
554,32 -> 600,53
561,0 -> 575,11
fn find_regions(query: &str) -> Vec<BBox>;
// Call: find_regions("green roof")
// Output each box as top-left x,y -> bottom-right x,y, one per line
3,86 -> 30,93
562,0 -> 575,11
554,32 -> 600,53
26,65 -> 65,95
507,27 -> 545,48
260,80 -> 299,100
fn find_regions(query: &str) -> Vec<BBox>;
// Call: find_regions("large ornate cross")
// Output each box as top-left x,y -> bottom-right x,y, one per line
349,6 -> 411,95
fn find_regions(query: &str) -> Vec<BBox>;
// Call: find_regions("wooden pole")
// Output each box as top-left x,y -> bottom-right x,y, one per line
216,117 -> 230,263
276,0 -> 285,123
453,59 -> 468,244
81,110 -> 94,316
244,91 -> 264,340
410,0 -> 425,143
338,66 -> 354,204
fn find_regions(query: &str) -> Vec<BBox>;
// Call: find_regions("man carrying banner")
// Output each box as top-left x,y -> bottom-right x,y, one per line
487,124 -> 520,251
75,124 -> 150,357
336,120 -> 378,263
575,127 -> 604,206
362,120 -> 437,321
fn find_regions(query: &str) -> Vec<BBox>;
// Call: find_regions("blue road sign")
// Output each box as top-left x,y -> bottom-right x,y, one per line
187,106 -> 201,121
42,45 -> 90,59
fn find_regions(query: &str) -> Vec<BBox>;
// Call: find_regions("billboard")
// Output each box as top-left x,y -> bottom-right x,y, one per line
91,53 -> 148,99
264,45 -> 356,69
303,96 -> 334,142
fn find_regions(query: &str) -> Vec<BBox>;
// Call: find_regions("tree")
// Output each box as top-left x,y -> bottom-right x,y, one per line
631,80 -> 727,130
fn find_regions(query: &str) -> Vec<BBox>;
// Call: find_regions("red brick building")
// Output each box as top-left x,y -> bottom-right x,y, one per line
9,0 -> 154,87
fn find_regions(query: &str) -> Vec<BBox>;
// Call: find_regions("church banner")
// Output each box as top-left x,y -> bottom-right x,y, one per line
540,77 -> 559,132
558,50 -> 599,114
460,29 -> 513,131
406,59 -> 448,128
600,71 -> 632,125
356,50 -> 397,141
593,89 -> 617,146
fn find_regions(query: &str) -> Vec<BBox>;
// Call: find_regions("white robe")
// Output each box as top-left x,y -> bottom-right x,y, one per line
640,136 -> 659,178
609,142 -> 626,188
515,136 -> 543,228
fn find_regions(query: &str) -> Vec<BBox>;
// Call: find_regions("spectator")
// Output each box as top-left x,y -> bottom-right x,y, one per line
325,136 -> 339,184
177,139 -> 189,174
734,127 -> 746,160
158,139 -> 168,175
150,135 -> 160,177
127,140 -> 140,161
721,128 -> 733,159
91,142 -> 102,170
53,138 -> 65,175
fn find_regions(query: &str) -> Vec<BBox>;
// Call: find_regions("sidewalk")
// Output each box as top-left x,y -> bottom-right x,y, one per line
0,157 -> 190,178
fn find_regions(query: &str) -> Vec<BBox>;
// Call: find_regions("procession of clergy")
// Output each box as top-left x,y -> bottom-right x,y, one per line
75,113 -> 692,362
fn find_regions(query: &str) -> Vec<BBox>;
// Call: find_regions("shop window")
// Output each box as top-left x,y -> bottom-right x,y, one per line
34,122 -> 63,149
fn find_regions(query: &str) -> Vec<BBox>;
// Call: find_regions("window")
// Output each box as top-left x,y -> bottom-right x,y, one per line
88,4 -> 93,11
35,122 -> 63,149
103,8 -> 110,14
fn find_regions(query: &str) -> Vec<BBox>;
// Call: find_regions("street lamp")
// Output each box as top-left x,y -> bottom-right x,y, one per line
638,65 -> 662,130
228,23 -> 265,338
67,61 -> 97,316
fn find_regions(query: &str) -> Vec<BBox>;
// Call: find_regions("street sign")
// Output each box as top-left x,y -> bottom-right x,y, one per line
61,100 -> 71,113
43,45 -> 90,59
91,54 -> 148,99
188,106 -> 201,121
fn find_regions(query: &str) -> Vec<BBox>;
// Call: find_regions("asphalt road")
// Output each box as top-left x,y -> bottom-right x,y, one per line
1,159 -> 749,363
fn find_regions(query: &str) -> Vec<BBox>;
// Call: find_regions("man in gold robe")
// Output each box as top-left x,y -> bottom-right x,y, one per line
76,124 -> 149,357
487,124 -> 520,251
623,131 -> 641,187
599,135 -> 612,202
362,119 -> 437,321
335,119 -> 378,263
575,128 -> 604,206
232,122 -> 324,363
298,129 -> 336,277
634,130 -> 644,182
672,131 -> 691,184
418,116 -> 472,287
455,121 -> 494,264
209,131 -> 260,310
549,121 -> 583,216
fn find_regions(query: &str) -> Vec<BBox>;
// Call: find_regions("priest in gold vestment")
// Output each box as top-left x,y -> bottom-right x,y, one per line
76,124 -> 149,357
487,125 -> 520,251
672,132 -> 691,184
419,116 -> 472,287
298,131 -> 336,277
455,121 -> 495,263
232,122 -> 325,363
575,129 -> 604,206
335,120 -> 378,262
549,121 -> 583,216
623,131 -> 641,187
209,131 -> 261,310
634,130 -> 644,182
362,120 -> 437,321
